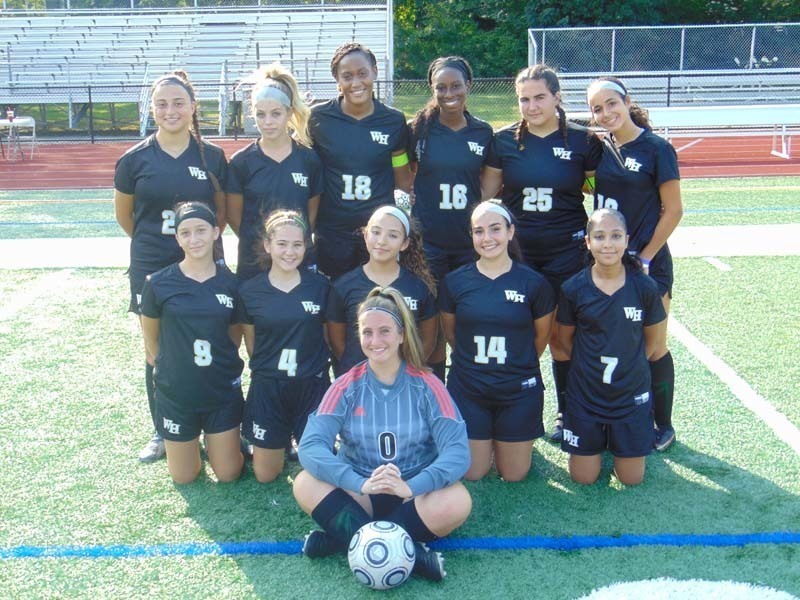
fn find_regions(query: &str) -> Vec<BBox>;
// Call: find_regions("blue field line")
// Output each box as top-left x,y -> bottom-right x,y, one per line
684,206 -> 799,214
3,531 -> 799,560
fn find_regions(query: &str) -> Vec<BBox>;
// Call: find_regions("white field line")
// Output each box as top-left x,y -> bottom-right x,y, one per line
669,318 -> 800,456
703,257 -> 732,271
0,269 -> 74,321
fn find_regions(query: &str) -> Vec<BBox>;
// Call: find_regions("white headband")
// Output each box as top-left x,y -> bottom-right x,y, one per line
372,205 -> 411,236
472,201 -> 513,225
253,84 -> 292,108
587,80 -> 627,100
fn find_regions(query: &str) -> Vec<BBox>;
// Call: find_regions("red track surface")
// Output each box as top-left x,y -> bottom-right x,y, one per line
0,135 -> 797,190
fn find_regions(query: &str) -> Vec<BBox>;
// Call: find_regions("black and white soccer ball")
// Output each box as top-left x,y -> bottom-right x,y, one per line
347,521 -> 416,590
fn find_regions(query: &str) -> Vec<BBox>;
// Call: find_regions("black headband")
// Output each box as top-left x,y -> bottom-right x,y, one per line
174,203 -> 216,230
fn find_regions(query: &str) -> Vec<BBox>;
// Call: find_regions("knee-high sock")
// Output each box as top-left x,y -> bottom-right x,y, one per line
387,499 -> 437,543
651,352 -> 675,429
552,359 -> 571,417
145,362 -> 156,431
310,488 -> 371,547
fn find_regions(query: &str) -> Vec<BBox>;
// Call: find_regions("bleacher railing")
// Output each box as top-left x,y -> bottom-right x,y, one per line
1,0 -> 383,11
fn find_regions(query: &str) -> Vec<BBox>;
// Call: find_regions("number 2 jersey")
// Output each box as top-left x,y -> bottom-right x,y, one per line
141,263 -> 243,410
309,97 -> 410,236
299,362 -> 469,497
114,135 -> 227,275
439,261 -> 555,398
557,266 -> 666,422
238,269 -> 331,379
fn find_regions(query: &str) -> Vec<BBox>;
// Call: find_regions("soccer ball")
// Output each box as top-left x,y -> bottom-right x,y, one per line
347,521 -> 416,590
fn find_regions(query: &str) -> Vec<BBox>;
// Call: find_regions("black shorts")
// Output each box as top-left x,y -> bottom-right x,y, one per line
647,245 -> 674,299
560,404 -> 654,458
523,235 -> 587,296
155,388 -> 244,442
447,371 -> 544,442
128,269 -> 149,315
243,372 -> 330,449
315,229 -> 368,281
422,241 -> 474,284
369,493 -> 405,518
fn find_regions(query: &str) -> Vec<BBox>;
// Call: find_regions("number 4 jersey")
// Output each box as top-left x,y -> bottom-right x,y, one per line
141,263 -> 243,410
557,266 -> 666,421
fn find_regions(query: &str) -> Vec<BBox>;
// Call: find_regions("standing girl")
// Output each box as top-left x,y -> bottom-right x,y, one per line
310,42 -> 413,280
327,205 -> 438,376
227,63 -> 323,282
482,64 -> 602,443
238,210 -> 331,483
294,287 -> 471,582
440,201 -> 555,482
114,70 -> 228,462
557,209 -> 666,485
140,202 -> 244,484
587,76 -> 683,451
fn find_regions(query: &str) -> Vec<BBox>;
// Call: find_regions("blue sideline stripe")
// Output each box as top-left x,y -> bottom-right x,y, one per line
3,532 -> 799,560
684,207 -> 799,214
0,220 -> 117,226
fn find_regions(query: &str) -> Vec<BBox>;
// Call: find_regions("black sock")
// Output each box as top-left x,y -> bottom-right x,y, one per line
387,500 -> 437,543
552,359 -> 571,418
310,488 -> 371,547
430,361 -> 446,383
650,352 -> 675,429
145,362 -> 156,431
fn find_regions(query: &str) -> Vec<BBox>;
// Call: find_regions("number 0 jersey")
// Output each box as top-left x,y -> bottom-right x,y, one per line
310,97 -> 410,235
299,362 -> 469,497
410,112 -> 493,250
114,135 -> 227,275
238,269 -> 331,380
558,266 -> 666,421
141,263 -> 243,410
439,261 -> 555,398
594,130 -> 680,254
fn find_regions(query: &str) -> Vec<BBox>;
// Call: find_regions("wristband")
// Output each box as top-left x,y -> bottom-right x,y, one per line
641,257 -> 651,268
391,152 -> 409,168
584,176 -> 595,191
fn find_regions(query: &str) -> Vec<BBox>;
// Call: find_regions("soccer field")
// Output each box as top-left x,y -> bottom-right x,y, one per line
1,178 -> 799,599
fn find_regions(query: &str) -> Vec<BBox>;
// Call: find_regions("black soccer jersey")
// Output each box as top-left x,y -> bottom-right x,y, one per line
558,266 -> 666,422
309,98 -> 410,235
227,139 -> 323,276
114,135 -> 227,275
411,112 -> 493,250
439,261 -> 555,398
141,263 -> 243,410
487,121 -> 602,260
594,130 -> 680,254
327,266 -> 437,374
238,269 -> 331,380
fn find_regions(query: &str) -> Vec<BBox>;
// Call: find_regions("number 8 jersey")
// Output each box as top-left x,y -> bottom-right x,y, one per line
557,266 -> 666,421
141,263 -> 244,410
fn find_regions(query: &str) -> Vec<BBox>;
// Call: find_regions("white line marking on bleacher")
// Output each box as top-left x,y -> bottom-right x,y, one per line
669,318 -> 800,455
674,138 -> 704,153
703,257 -> 732,271
0,270 -> 74,321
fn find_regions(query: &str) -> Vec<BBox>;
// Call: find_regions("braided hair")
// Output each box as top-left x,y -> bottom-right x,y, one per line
330,42 -> 378,78
514,64 -> 569,152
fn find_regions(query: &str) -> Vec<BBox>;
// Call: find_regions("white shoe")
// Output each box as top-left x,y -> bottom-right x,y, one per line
138,433 -> 166,463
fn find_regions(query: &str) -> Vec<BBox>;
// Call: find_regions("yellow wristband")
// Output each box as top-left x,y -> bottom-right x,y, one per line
391,152 -> 409,168
584,176 -> 596,191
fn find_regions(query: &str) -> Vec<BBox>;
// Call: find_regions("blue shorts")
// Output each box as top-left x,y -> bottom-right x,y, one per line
422,241 -> 474,284
560,405 -> 654,458
244,372 -> 330,449
315,229 -> 368,281
155,388 -> 244,442
447,371 -> 544,442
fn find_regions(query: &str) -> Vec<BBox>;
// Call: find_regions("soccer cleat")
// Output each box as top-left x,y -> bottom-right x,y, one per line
285,438 -> 299,462
138,433 -> 166,463
412,542 -> 446,582
654,426 -> 676,452
302,530 -> 345,558
549,415 -> 564,443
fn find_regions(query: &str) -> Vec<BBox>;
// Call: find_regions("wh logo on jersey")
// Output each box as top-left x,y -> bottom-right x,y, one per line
467,141 -> 485,156
403,296 -> 418,311
504,290 -> 526,303
624,157 -> 642,172
216,294 -> 234,308
624,306 -> 643,321
291,172 -> 308,187
563,428 -> 580,448
552,147 -> 573,160
188,166 -> 207,180
252,422 -> 266,441
162,418 -> 181,435
370,131 -> 389,145
301,301 -> 320,314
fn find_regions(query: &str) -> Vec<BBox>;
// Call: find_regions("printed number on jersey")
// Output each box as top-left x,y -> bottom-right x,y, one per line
342,174 -> 372,201
439,183 -> 468,210
194,339 -> 212,366
378,432 -> 397,460
278,348 -> 298,377
474,335 -> 507,364
161,210 -> 176,235
596,194 -> 619,210
600,355 -> 618,384
522,187 -> 553,212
